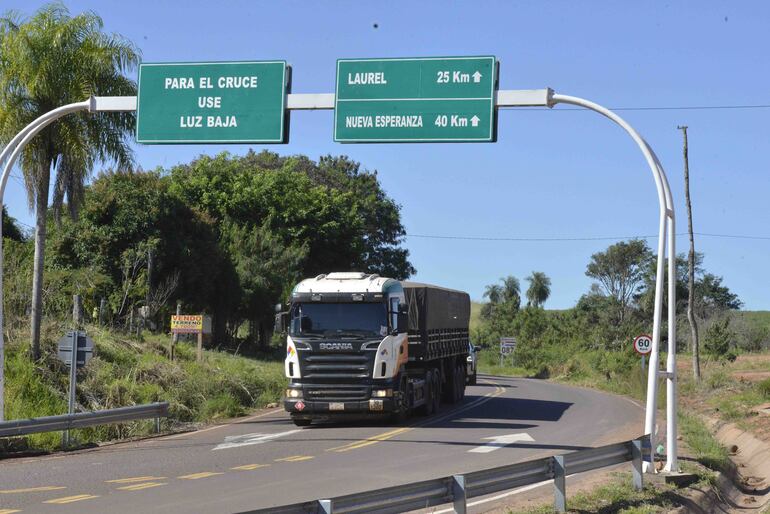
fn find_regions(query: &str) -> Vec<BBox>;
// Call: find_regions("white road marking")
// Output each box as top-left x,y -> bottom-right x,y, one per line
164,408 -> 283,440
212,429 -> 301,451
468,432 -> 534,453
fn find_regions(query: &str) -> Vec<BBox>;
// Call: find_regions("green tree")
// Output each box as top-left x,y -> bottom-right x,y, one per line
704,317 -> 733,358
2,205 -> 24,242
501,276 -> 521,309
481,283 -> 502,319
0,4 -> 138,358
525,271 -> 551,308
49,170 -> 230,329
585,240 -> 653,323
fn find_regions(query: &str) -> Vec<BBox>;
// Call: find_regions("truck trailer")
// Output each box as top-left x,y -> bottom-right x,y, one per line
282,272 -> 471,426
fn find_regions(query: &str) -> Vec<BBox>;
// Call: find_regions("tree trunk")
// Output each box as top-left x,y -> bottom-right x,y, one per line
30,176 -> 50,360
680,125 -> 701,382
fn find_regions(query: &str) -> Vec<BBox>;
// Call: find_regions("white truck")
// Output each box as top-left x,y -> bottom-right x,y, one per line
282,272 -> 470,426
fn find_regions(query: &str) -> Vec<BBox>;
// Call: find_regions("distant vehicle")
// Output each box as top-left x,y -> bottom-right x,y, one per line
466,342 -> 478,385
281,272 -> 470,426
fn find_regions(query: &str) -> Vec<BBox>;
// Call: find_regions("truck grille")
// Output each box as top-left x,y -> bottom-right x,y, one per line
303,384 -> 369,401
302,353 -> 371,380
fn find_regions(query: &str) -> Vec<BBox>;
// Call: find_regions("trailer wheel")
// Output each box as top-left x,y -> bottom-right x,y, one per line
445,365 -> 460,404
432,369 -> 441,413
468,371 -> 477,386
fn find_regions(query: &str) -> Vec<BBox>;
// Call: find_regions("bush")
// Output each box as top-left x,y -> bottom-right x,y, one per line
758,377 -> 770,399
704,318 -> 733,358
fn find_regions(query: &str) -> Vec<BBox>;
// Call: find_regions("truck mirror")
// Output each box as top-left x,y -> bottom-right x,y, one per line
274,313 -> 283,333
274,303 -> 283,313
397,311 -> 408,333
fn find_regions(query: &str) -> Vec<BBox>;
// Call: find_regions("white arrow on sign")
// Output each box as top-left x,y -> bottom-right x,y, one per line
213,429 -> 301,451
468,433 -> 534,453
472,71 -> 482,83
470,115 -> 480,127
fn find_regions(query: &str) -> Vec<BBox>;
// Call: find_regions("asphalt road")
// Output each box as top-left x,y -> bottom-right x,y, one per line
0,375 -> 643,514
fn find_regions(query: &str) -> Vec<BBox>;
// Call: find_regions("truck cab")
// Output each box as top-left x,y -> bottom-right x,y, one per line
283,272 -> 469,427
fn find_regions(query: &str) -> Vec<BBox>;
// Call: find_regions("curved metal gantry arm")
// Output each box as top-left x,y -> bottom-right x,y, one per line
549,94 -> 677,472
0,100 -> 92,421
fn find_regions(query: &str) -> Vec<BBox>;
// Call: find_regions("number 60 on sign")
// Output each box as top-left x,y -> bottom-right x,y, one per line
633,334 -> 653,355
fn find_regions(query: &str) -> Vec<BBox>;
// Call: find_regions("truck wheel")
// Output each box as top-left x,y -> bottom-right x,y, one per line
420,370 -> 434,416
469,371 -> 477,386
292,418 -> 311,427
432,369 -> 441,413
391,375 -> 410,423
445,365 -> 459,404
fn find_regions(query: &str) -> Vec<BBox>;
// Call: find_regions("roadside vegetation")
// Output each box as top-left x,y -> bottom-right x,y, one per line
2,320 -> 285,452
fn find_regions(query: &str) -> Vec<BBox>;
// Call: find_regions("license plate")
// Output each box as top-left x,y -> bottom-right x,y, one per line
329,402 -> 345,411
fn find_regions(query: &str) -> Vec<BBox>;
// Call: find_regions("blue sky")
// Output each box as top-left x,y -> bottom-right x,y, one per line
3,1 -> 770,309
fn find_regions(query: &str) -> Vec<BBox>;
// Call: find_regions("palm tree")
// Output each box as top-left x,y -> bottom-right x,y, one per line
501,276 -> 520,305
483,283 -> 503,305
525,271 -> 551,308
0,4 -> 139,358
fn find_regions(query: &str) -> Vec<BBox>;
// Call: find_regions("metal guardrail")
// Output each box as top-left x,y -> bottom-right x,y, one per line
242,435 -> 649,514
0,402 -> 169,438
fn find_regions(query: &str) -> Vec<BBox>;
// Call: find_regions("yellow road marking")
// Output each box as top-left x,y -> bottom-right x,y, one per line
177,471 -> 224,480
44,494 -> 99,504
106,476 -> 166,484
324,379 -> 504,453
327,427 -> 412,453
117,482 -> 167,491
231,464 -> 270,470
275,455 -> 314,462
0,485 -> 65,494
0,509 -> 21,513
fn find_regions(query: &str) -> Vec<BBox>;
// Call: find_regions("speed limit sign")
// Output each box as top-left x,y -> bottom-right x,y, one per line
633,334 -> 653,355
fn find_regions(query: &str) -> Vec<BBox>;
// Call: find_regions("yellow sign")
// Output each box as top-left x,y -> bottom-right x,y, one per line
171,315 -> 209,334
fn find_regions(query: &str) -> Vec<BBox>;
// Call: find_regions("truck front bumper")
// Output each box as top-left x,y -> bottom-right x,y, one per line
284,397 -> 396,416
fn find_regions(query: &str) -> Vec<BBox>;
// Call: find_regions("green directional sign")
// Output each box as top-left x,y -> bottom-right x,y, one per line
334,56 -> 497,143
136,61 -> 288,144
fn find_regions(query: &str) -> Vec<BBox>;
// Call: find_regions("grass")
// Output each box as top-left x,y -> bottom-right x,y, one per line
509,473 -> 678,514
2,321 -> 285,453
678,411 -> 730,473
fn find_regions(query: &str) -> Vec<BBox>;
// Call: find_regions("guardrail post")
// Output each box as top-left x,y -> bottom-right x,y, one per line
318,499 -> 333,513
155,416 -> 161,434
553,455 -> 566,513
632,439 -> 643,491
452,474 -> 467,514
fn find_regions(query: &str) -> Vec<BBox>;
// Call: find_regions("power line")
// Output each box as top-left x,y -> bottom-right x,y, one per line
528,104 -> 770,112
405,232 -> 770,242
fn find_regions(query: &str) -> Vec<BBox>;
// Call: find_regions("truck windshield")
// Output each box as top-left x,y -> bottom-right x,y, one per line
290,302 -> 387,339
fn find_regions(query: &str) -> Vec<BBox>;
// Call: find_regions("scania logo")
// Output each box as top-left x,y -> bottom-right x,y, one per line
319,342 -> 354,351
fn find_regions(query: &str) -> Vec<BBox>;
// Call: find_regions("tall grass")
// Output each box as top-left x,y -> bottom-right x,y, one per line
2,323 -> 285,452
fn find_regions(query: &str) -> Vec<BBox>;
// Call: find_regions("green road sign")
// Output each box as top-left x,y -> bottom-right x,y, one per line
136,61 -> 288,144
334,56 -> 497,143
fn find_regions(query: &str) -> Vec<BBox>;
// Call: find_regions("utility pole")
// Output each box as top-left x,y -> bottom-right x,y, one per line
679,125 -> 700,382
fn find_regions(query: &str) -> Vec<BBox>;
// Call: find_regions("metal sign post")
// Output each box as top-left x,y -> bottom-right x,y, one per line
56,331 -> 94,446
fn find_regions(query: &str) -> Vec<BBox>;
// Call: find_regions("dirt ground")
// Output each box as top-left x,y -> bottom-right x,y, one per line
677,352 -> 770,445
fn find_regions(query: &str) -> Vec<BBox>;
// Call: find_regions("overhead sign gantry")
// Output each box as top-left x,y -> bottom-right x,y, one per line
0,55 -> 678,475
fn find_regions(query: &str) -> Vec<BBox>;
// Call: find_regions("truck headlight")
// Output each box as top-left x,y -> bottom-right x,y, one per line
372,389 -> 393,398
286,388 -> 302,398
